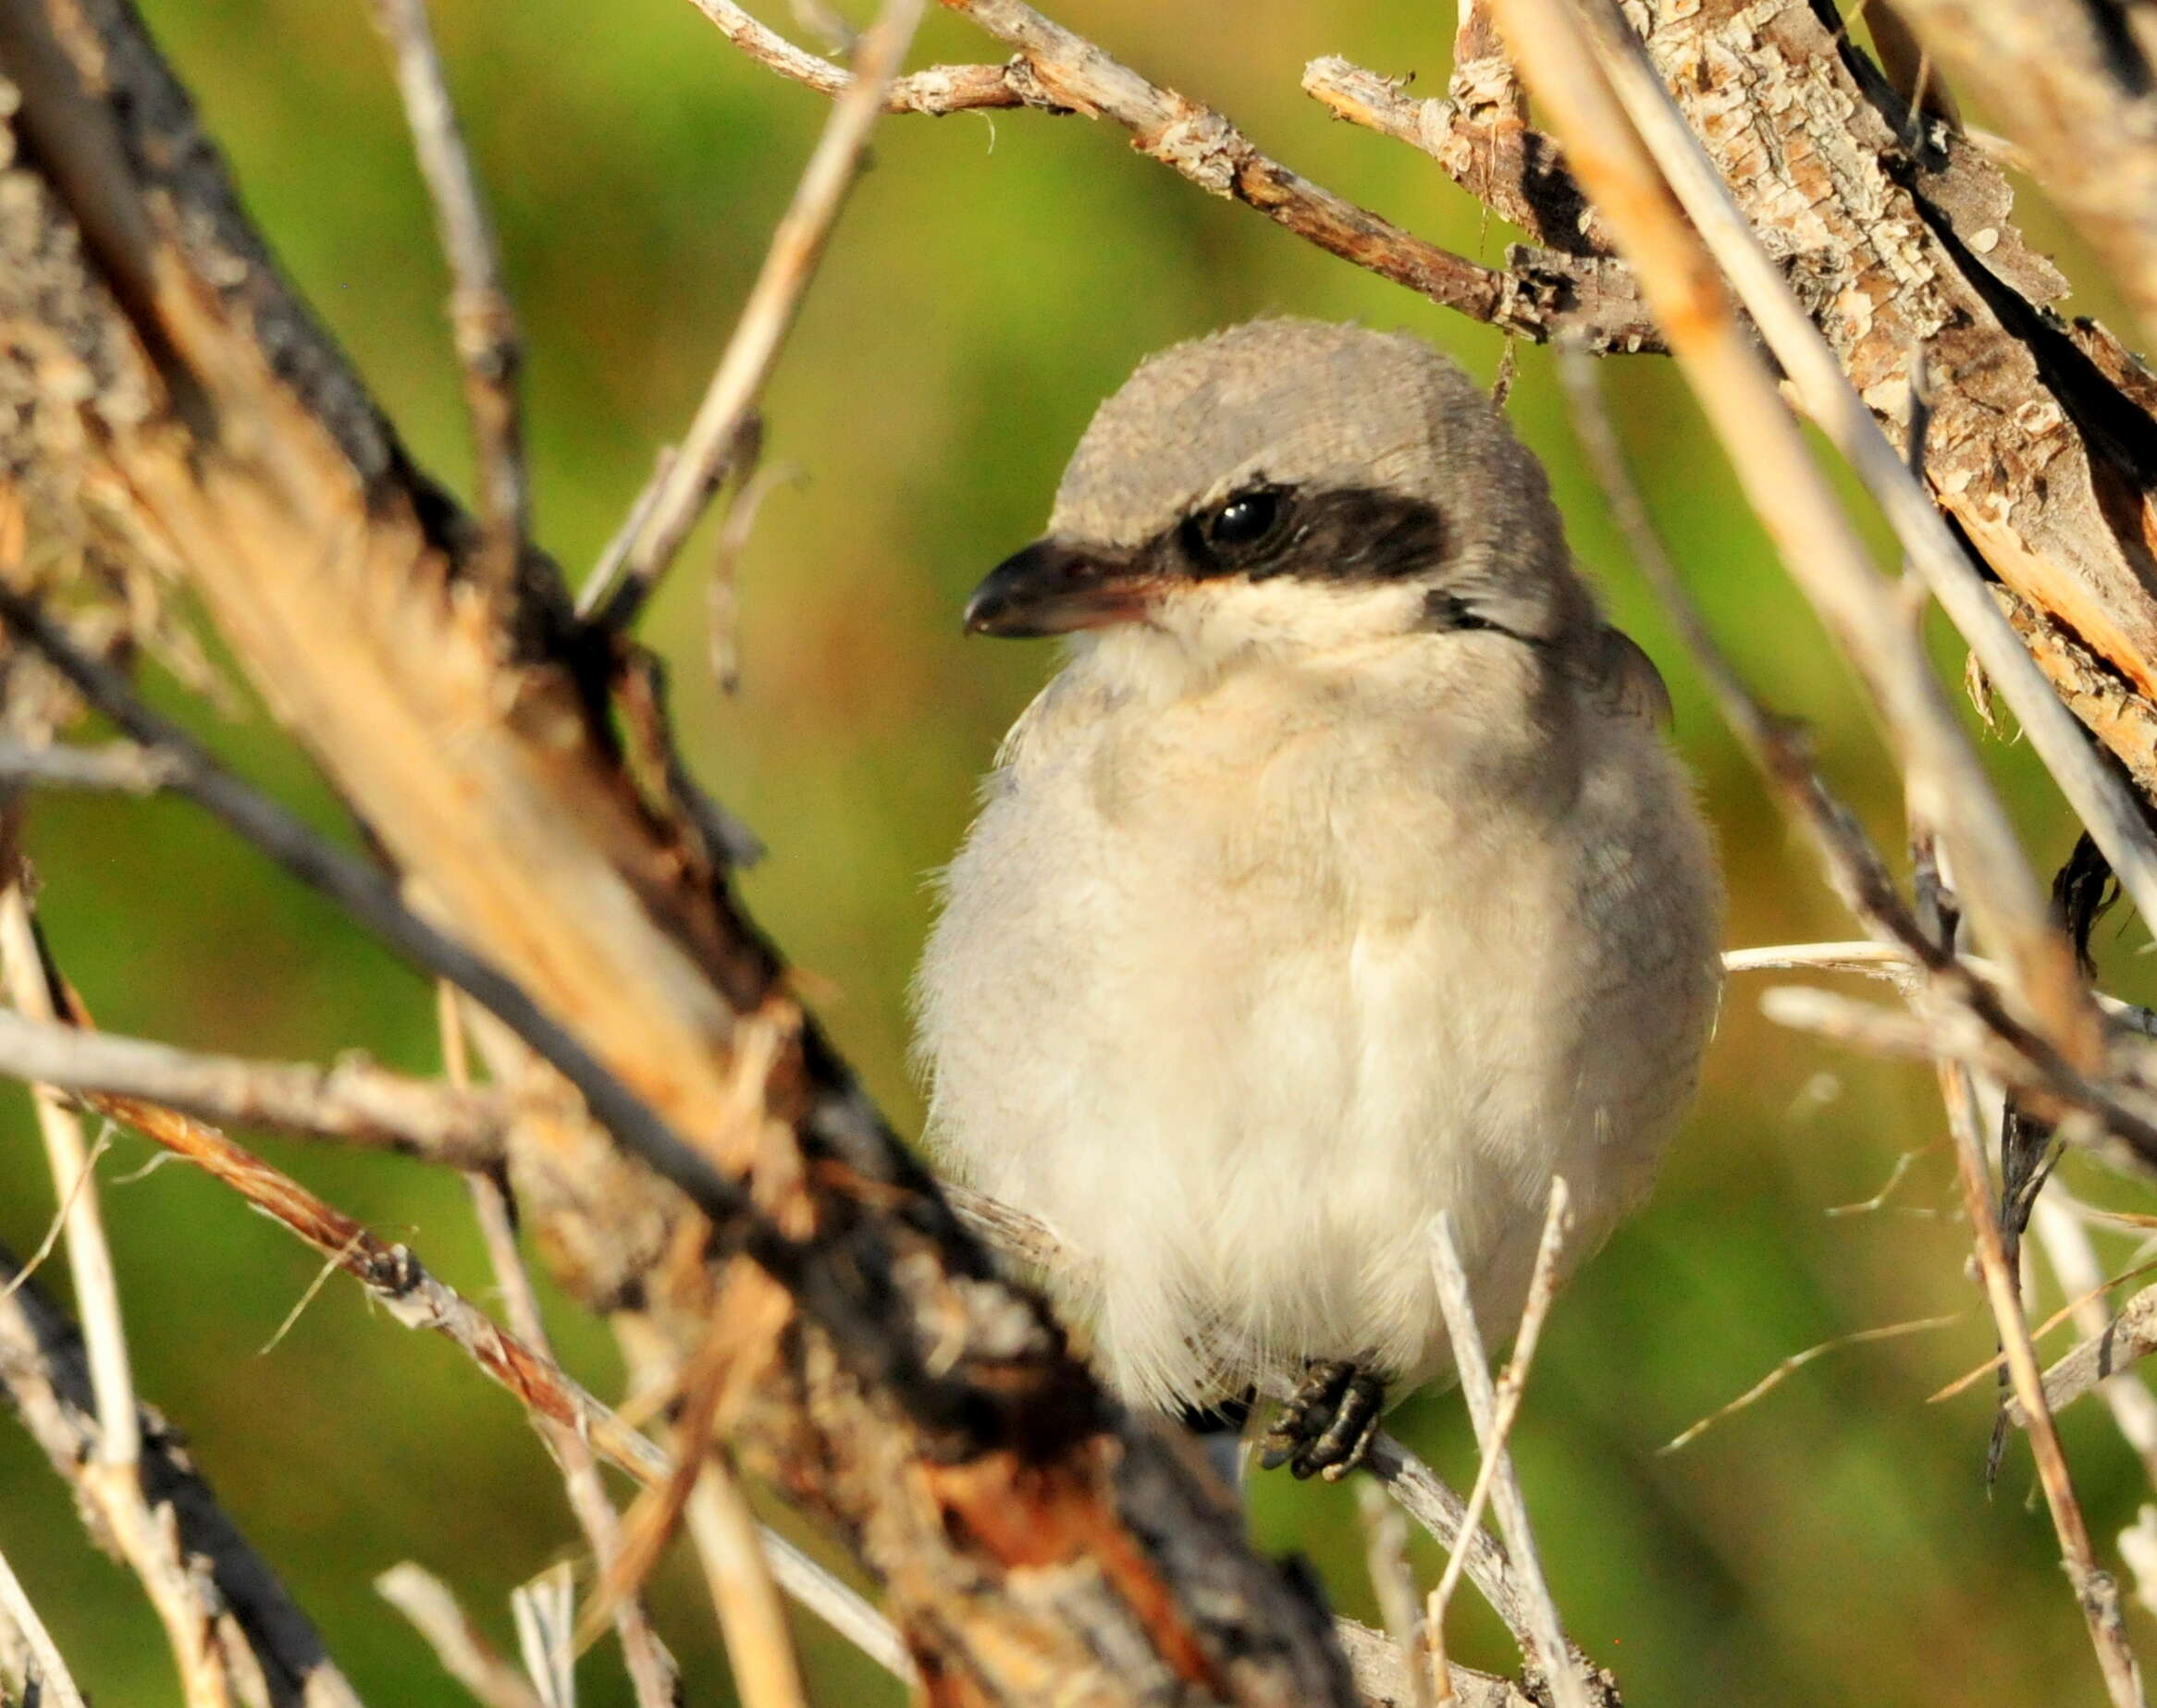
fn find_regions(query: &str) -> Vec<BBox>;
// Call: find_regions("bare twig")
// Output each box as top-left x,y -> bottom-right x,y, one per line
613,0 -> 926,615
2013,1281 -> 2157,1426
1356,1482 -> 1435,1708
702,0 -> 1658,350
1300,56 -> 1607,258
0,1549 -> 85,1708
0,1242 -> 364,1708
0,880 -> 240,1708
0,1006 -> 511,1165
1753,982 -> 2157,1154
81,1083 -> 671,1478
684,1468 -> 811,1708
1939,1057 -> 2142,1704
0,590 -> 791,1321
367,0 -> 527,574
0,739 -> 181,793
1429,1183 -> 1571,1636
377,1566 -> 547,1708
1428,1211 -> 1590,1708
440,989 -> 678,1708
1660,1311 -> 1965,1455
2031,1192 -> 2157,1493
1334,1618 -> 1537,1708
510,1567 -> 574,1708
83,1040 -> 892,1690
753,1530 -> 911,1682
689,0 -> 1028,112
0,882 -> 136,1464
1361,1432 -> 1532,1640
578,448 -> 678,618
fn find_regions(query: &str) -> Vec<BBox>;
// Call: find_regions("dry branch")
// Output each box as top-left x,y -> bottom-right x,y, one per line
366,0 -> 526,579
1301,55 -> 1608,258
1891,2 -> 2157,343
701,0 -> 1659,350
0,1547 -> 86,1708
1599,2 -> 2157,823
2015,1282 -> 2157,1427
610,0 -> 922,619
377,1566 -> 546,1708
0,1242 -> 364,1708
0,1 -> 1358,1700
0,1006 -> 512,1164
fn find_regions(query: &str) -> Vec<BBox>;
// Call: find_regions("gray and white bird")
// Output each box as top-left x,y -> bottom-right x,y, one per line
915,319 -> 1720,1479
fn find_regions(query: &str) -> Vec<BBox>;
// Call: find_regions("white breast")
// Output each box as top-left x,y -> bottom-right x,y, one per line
915,624 -> 1720,1413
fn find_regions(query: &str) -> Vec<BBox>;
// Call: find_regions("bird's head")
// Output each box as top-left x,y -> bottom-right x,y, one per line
963,318 -> 1596,670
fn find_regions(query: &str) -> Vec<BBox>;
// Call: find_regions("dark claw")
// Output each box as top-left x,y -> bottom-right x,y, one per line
1257,1359 -> 1387,1481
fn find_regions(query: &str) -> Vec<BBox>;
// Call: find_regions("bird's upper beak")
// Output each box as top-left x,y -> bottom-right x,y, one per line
963,538 -> 1152,638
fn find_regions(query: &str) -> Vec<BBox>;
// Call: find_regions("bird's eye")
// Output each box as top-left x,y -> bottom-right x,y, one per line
1182,486 -> 1290,571
1209,491 -> 1279,547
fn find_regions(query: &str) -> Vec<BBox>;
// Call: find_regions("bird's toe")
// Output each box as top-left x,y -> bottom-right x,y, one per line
1258,1359 -> 1386,1481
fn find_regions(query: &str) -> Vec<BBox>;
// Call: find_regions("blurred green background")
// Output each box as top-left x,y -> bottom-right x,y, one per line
6,2 -> 2156,1703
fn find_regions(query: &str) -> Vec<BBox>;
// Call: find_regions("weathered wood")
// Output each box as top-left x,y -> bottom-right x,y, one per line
0,1 -> 1357,1702
1620,0 -> 2157,802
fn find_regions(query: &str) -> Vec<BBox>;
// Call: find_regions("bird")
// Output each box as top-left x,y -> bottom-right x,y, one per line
914,318 -> 1721,1480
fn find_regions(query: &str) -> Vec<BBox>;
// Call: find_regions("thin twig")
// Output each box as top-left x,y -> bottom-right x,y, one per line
753,1530 -> 911,1681
367,0 -> 527,576
579,449 -> 678,619
0,590 -> 807,1345
510,1567 -> 575,1708
0,740 -> 182,793
1300,55 -> 1608,258
80,1078 -> 671,1478
684,1467 -> 811,1708
0,1549 -> 85,1708
1660,1312 -> 1965,1454
615,0 -> 927,614
2031,1191 -> 2157,1493
1428,1211 -> 1590,1708
0,882 -> 238,1708
0,1005 -> 511,1165
701,0 -> 1658,350
0,1240 -> 364,1708
1753,985 -> 2157,1154
2008,1280 -> 2157,1424
689,0 -> 1029,111
377,1566 -> 547,1708
0,883 -> 136,1463
1356,1481 -> 1435,1708
440,988 -> 678,1708
1939,1056 -> 2143,1704
1428,1183 -> 1571,1633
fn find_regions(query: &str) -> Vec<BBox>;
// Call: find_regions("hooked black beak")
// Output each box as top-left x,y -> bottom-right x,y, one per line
962,538 -> 1152,637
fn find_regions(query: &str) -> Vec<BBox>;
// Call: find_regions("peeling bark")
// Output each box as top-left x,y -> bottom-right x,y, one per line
1625,0 -> 2157,795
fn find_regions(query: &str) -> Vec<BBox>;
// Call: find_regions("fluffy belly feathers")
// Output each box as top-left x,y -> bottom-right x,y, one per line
919,707 -> 1718,1413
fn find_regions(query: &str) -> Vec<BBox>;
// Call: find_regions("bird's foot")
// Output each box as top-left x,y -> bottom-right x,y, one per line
1258,1359 -> 1386,1481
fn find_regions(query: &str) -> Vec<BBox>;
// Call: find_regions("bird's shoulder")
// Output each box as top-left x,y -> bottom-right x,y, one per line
1572,622 -> 1673,728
